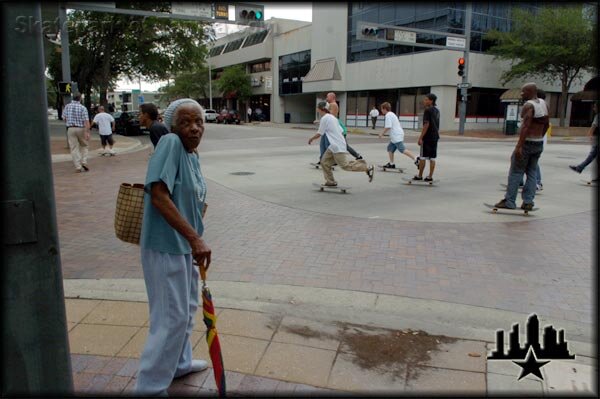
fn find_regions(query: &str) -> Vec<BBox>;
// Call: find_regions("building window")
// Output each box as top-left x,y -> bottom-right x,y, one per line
250,61 -> 271,73
347,2 -> 542,63
279,50 -> 311,96
455,87 -> 504,119
243,30 -> 269,47
209,44 -> 225,57
223,38 -> 245,54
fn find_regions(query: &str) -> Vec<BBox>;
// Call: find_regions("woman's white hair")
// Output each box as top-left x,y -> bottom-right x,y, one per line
163,98 -> 205,131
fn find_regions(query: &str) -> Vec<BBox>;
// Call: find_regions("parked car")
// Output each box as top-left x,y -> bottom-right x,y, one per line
113,111 -> 149,136
204,109 -> 218,123
216,110 -> 241,124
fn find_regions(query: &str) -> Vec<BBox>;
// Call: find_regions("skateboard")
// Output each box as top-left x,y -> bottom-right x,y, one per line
402,177 -> 439,186
102,152 -> 116,157
484,203 -> 538,216
377,165 -> 405,173
312,182 -> 350,193
580,179 -> 597,186
499,183 -> 543,194
310,162 -> 335,170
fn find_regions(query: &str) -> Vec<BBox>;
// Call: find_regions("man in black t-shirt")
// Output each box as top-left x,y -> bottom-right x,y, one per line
140,103 -> 169,148
414,93 -> 440,181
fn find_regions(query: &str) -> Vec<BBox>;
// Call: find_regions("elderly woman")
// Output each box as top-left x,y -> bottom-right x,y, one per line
135,99 -> 211,396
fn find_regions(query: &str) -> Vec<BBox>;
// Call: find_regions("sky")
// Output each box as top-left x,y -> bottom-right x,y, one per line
116,3 -> 312,92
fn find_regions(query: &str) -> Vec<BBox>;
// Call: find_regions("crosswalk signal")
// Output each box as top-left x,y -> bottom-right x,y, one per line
457,57 -> 465,77
58,81 -> 72,95
236,3 -> 264,24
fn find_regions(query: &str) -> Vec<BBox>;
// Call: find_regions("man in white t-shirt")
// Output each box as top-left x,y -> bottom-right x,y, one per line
308,102 -> 374,186
92,106 -> 116,155
378,102 -> 417,169
369,106 -> 379,129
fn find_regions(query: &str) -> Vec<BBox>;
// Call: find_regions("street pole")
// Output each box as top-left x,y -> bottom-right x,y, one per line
2,2 -> 73,395
458,2 -> 472,136
59,3 -> 71,145
208,54 -> 213,110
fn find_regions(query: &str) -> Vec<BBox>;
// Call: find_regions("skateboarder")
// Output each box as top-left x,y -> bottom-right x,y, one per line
378,102 -> 417,169
495,83 -> 549,211
308,102 -> 374,186
415,93 -> 440,182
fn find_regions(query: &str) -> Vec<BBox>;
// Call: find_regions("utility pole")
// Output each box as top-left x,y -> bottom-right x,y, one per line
458,3 -> 472,136
59,4 -> 71,145
2,2 -> 73,395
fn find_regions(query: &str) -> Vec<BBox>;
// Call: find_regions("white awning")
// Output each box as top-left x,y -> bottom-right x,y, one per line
302,58 -> 341,83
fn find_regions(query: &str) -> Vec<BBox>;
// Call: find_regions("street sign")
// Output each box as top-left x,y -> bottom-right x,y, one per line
171,2 -> 213,18
393,29 -> 416,44
214,4 -> 228,19
446,36 -> 466,49
457,83 -> 471,89
132,89 -> 141,94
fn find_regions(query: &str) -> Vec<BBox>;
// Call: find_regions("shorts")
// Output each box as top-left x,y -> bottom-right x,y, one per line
420,139 -> 438,160
100,134 -> 114,146
387,141 -> 406,153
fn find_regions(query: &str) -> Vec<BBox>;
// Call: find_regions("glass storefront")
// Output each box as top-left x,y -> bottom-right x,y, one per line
279,50 -> 311,95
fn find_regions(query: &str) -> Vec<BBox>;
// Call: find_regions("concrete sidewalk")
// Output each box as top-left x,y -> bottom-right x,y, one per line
64,279 -> 597,396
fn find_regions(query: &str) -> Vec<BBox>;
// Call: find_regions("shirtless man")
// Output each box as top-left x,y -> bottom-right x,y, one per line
324,92 -> 362,161
495,83 -> 549,211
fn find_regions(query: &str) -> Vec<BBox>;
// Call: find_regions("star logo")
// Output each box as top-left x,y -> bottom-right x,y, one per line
512,347 -> 550,380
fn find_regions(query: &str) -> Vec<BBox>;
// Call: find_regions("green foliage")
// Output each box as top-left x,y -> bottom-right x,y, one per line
484,4 -> 596,125
157,66 -> 210,103
215,65 -> 252,101
46,2 -> 209,108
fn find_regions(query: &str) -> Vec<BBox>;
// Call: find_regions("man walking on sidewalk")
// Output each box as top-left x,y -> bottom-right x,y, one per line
92,106 -> 116,156
495,83 -> 549,210
63,93 -> 91,173
369,105 -> 379,129
309,102 -> 374,186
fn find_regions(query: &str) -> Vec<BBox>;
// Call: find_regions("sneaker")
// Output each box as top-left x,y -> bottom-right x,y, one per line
81,164 -> 89,172
424,176 -> 433,182
322,182 -> 338,187
100,149 -> 107,155
412,175 -> 423,181
367,165 -> 375,182
190,359 -> 209,373
414,156 -> 420,166
109,149 -> 116,155
356,155 -> 363,160
536,184 -> 543,191
383,163 -> 395,169
75,168 -> 82,173
494,199 -> 515,209
316,161 -> 321,165
569,165 -> 581,174
521,203 -> 534,211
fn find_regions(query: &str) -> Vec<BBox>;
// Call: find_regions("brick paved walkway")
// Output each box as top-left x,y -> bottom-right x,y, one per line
53,148 -> 594,324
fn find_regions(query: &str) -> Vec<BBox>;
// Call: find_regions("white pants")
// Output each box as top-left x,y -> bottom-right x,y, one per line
135,248 -> 199,396
67,127 -> 89,169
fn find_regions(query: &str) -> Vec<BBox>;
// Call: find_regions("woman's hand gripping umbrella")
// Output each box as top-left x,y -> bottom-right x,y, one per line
197,260 -> 226,397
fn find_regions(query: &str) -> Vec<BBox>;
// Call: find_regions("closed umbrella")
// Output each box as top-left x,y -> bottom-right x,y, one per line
199,264 -> 226,397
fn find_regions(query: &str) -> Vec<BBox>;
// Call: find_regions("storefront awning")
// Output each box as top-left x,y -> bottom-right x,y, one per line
302,58 -> 341,83
570,90 -> 598,102
500,88 -> 521,102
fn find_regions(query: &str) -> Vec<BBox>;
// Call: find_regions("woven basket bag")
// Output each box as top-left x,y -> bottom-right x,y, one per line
114,183 -> 145,245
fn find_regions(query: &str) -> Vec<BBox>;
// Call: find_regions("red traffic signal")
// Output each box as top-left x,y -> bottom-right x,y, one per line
457,57 -> 465,76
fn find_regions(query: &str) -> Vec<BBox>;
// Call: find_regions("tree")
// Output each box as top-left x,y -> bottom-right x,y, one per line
485,4 -> 596,127
46,2 -> 209,111
157,66 -> 210,103
215,65 -> 252,113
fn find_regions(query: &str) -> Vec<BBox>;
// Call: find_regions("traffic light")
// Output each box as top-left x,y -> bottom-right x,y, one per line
457,57 -> 465,77
236,3 -> 264,24
362,26 -> 379,37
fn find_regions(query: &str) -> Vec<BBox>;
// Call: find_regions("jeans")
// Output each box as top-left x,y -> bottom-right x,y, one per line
504,141 -> 543,208
520,163 -> 542,186
576,142 -> 598,172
